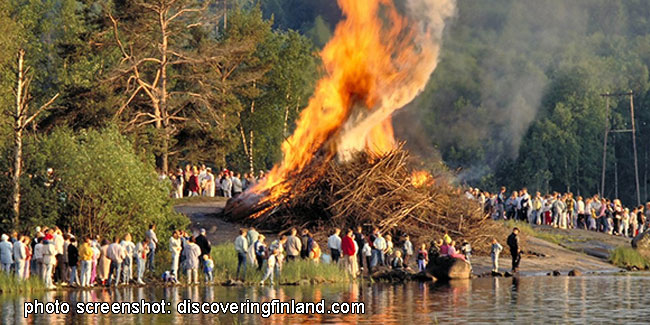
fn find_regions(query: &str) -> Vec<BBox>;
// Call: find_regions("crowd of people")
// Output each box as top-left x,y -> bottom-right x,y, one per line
1,223 -> 482,289
467,187 -> 650,238
164,164 -> 267,199
229,225 -> 475,285
0,224 -> 214,290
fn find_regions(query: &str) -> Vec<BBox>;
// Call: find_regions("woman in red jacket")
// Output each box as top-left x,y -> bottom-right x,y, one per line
341,229 -> 358,278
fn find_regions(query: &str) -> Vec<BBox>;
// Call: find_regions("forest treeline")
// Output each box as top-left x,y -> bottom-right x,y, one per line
0,0 -> 317,234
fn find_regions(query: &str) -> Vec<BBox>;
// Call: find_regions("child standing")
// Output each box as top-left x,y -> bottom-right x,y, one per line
260,249 -> 278,285
362,241 -> 372,273
416,243 -> 428,272
490,238 -> 503,273
203,255 -> 214,283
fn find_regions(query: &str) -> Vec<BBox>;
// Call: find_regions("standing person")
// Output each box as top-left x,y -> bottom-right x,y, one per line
416,243 -> 428,272
254,235 -> 267,271
372,232 -> 387,268
247,227 -> 259,267
269,235 -> 287,280
232,173 -> 243,197
507,228 -> 521,272
90,237 -> 101,285
79,237 -> 93,287
362,240 -> 372,274
576,196 -> 586,229
169,231 -> 182,282
53,228 -> 65,284
309,242 -> 321,263
184,237 -> 202,284
188,166 -> 201,196
260,249 -> 279,285
0,234 -> 13,273
97,239 -> 111,285
135,238 -> 149,285
41,238 -> 57,289
145,224 -> 158,272
106,236 -> 125,286
402,235 -> 414,266
205,168 -> 216,197
203,255 -> 214,283
120,234 -> 135,285
353,227 -> 366,270
491,238 -> 503,273
519,188 -> 530,222
234,229 -> 249,280
497,187 -> 507,220
173,168 -> 184,198
221,172 -> 233,198
67,237 -> 79,286
327,228 -> 342,264
532,192 -> 543,225
341,229 -> 358,278
284,228 -> 301,261
13,236 -> 27,279
384,235 -> 394,266
246,227 -> 259,251
195,229 -> 212,260
300,229 -> 310,259
32,235 -> 44,278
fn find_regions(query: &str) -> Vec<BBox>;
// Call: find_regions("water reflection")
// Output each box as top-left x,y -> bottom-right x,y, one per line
6,276 -> 650,324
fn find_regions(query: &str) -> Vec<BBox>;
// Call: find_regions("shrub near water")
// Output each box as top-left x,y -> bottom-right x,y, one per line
210,243 -> 349,284
610,247 -> 650,270
0,273 -> 45,294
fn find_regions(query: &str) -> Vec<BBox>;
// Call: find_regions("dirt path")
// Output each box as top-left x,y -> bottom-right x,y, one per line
174,201 -> 624,275
174,200 -> 239,246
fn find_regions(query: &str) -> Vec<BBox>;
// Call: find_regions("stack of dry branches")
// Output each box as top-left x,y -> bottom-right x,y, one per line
229,147 -> 505,254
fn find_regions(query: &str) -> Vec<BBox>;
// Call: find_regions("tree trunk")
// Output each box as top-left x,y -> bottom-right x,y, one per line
12,128 -> 23,229
159,10 -> 169,174
12,50 -> 25,229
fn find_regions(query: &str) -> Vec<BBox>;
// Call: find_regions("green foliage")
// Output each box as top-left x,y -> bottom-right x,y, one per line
0,127 -> 188,239
610,246 -> 650,269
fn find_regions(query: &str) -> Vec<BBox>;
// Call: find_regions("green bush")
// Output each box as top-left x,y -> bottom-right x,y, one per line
0,127 -> 188,241
610,246 -> 650,270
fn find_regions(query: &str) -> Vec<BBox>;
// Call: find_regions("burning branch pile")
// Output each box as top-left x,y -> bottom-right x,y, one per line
226,147 -> 504,254
225,0 -> 505,255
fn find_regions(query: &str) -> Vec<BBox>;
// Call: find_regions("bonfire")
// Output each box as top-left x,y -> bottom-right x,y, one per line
225,0 -> 504,254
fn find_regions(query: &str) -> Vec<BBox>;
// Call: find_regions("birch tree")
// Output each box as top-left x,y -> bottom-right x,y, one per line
10,49 -> 59,228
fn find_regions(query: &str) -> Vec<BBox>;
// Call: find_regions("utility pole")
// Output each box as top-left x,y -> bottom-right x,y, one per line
600,94 -> 609,197
600,91 -> 641,205
630,93 -> 641,205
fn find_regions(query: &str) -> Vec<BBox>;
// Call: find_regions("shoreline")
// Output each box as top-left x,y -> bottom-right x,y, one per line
1,200 -> 633,295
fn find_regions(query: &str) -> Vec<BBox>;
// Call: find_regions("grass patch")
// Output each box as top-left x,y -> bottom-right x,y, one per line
502,220 -> 576,246
0,272 -> 45,294
211,243 -> 349,284
609,246 -> 650,269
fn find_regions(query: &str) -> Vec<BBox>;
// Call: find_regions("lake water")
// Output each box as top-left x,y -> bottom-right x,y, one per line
3,275 -> 650,324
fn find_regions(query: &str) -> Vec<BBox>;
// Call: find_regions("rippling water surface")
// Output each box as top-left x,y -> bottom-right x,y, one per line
2,275 -> 650,324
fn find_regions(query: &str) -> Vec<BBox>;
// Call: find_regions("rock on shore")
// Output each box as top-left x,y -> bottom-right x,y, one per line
426,256 -> 472,280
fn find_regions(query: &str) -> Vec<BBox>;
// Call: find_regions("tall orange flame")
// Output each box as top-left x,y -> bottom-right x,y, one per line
252,0 -> 455,202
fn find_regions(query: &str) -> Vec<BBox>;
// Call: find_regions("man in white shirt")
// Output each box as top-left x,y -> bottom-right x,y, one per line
13,237 -> 26,279
372,233 -> 387,268
327,228 -> 342,263
169,231 -> 182,283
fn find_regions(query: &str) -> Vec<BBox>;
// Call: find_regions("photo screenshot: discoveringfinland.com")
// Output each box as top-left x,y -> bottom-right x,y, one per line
23,298 -> 366,318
